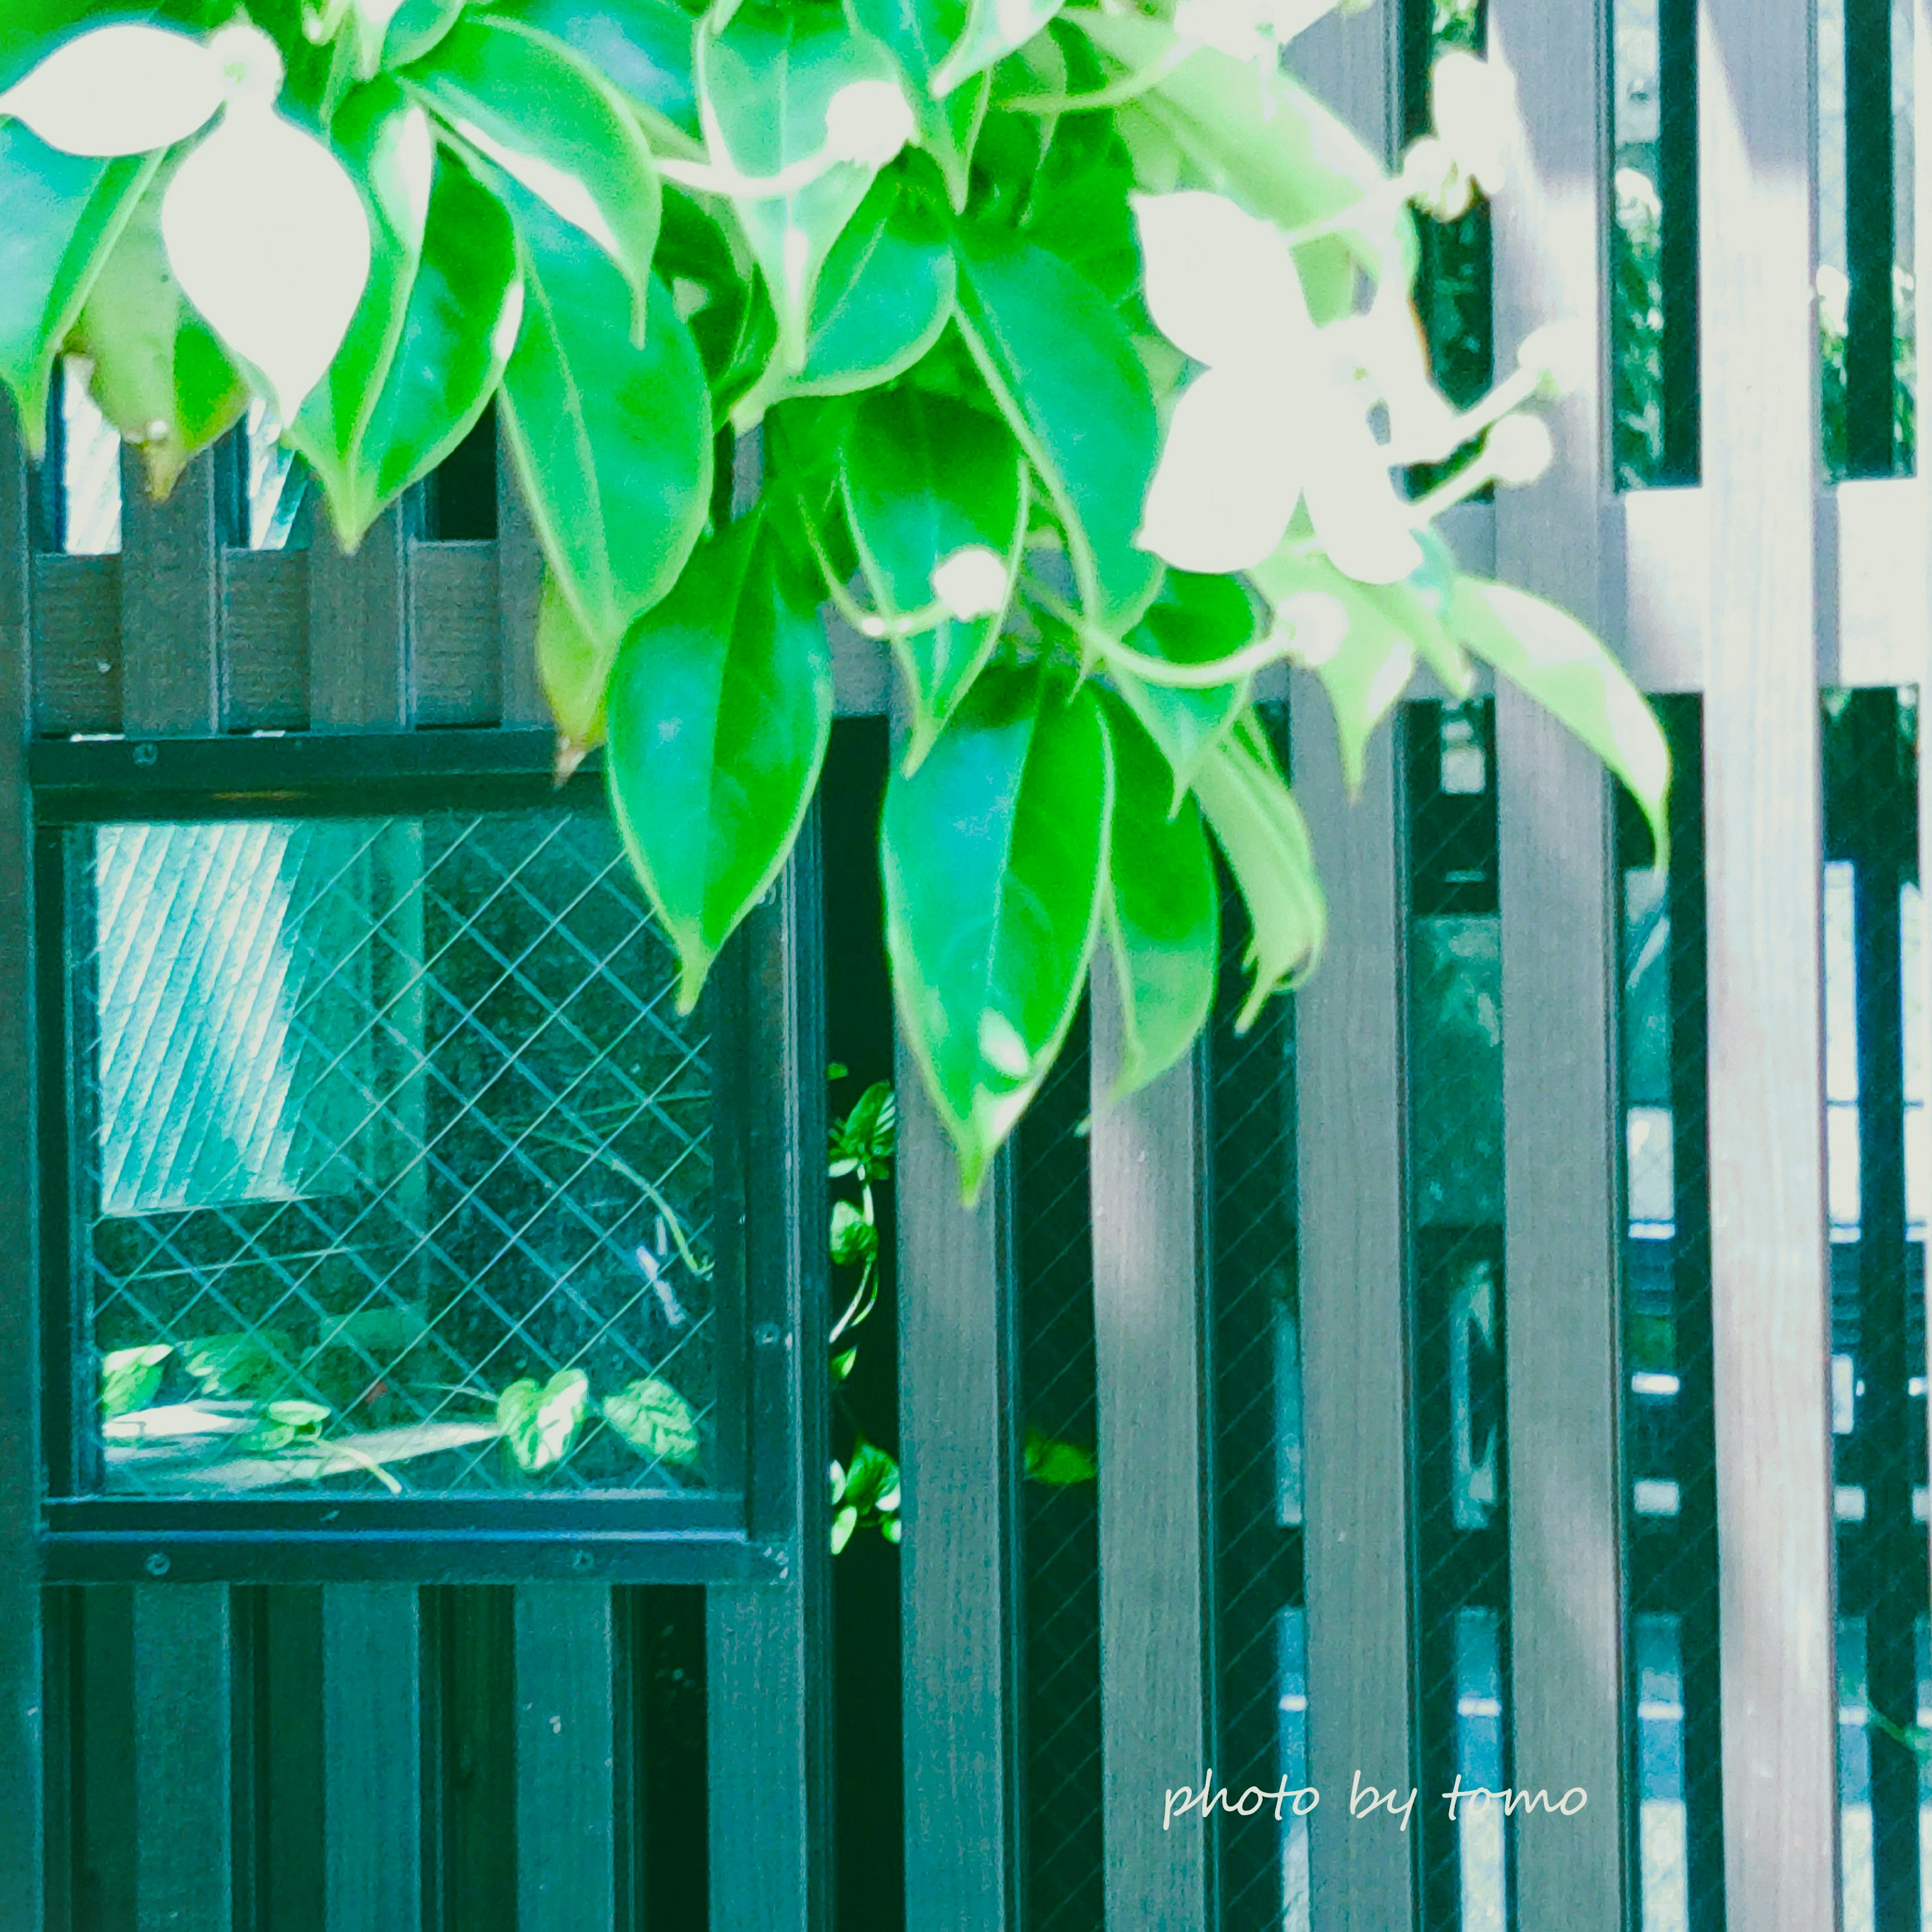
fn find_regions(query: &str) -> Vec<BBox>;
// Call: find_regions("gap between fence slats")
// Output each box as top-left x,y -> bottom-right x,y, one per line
1700,5 -> 1841,1926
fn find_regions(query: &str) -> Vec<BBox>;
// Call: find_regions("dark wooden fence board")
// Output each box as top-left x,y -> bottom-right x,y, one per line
515,1586 -> 617,1931
896,1071 -> 1019,1930
119,450 -> 218,737
1491,0 -> 1630,1920
1087,967 -> 1211,1925
0,399 -> 46,1932
410,542 -> 501,728
133,1586 -> 233,1932
495,457 -> 544,730
1701,3 -> 1841,1924
222,550 -> 308,733
32,555 -> 120,735
323,1585 -> 424,1931
309,508 -> 408,732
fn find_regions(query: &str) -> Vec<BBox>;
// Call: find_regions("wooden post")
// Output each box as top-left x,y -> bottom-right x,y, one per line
1488,0 -> 1629,1922
1700,2 -> 1840,1924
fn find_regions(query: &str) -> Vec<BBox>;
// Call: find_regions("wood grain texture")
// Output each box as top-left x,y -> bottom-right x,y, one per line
132,1587 -> 232,1932
1488,2 -> 1628,1923
119,448 -> 218,736
497,447 -> 544,728
221,549 -> 308,732
0,398 -> 44,1932
1700,3 -> 1840,1924
1286,15 -> 1419,1931
309,507 -> 408,731
516,1587 -> 616,1931
323,1584 -> 424,1932
1087,969 -> 1210,1926
33,555 -> 121,734
708,837 -> 832,1932
895,1055 -> 1019,1931
1290,714 -> 1417,1932
411,542 -> 502,727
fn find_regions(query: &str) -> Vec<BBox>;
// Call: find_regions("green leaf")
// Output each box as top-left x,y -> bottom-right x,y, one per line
844,0 -> 987,207
1447,577 -> 1671,864
1250,542 -> 1475,794
499,183 -> 712,655
101,1344 -> 171,1419
70,160 -> 247,502
882,666 -> 1112,1198
184,1331 -> 295,1399
1075,11 -> 1410,322
403,10 -> 661,339
606,514 -> 834,1008
382,0 -> 466,68
534,565 -> 611,761
0,122 -> 157,452
293,109 -> 521,547
831,1345 -> 858,1382
497,1367 -> 589,1472
602,1375 -> 701,1466
1107,570 -> 1259,806
929,0 -> 1062,96
788,166 -> 955,398
696,2 -> 903,368
830,1196 -> 877,1267
843,1438 -> 899,1512
504,0 -> 700,142
1098,693 -> 1218,1095
880,1513 -> 902,1543
841,386 -> 1026,767
952,228 -> 1161,625
832,1502 -> 859,1551
1022,1425 -> 1096,1484
830,1078 -> 897,1172
1191,718 -> 1324,1030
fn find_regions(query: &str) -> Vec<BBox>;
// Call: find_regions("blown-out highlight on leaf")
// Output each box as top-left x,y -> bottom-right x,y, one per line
0,0 -> 1666,1195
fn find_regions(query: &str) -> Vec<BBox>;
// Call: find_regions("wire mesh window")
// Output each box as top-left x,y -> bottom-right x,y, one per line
1406,696 -> 1512,1932
1617,693 -> 1725,1932
51,800 -> 731,1505
1819,687 -> 1930,1932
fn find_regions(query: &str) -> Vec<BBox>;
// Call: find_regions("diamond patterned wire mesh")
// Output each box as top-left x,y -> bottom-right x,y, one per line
67,804 -> 720,1498
1405,697 -> 1512,1932
1211,842 -> 1309,1932
1820,688 -> 1930,1932
1016,1002 -> 1105,1932
1617,693 -> 1725,1932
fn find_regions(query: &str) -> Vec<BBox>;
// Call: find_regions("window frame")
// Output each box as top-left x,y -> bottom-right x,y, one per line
31,728 -> 800,1585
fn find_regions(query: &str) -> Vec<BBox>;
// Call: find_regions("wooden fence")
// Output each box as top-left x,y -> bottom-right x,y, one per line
2,0 -> 1927,1927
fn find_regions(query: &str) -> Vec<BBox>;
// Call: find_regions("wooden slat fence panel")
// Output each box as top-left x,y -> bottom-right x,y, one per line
1699,4 -> 1841,1926
1087,972 -> 1210,1926
1489,1 -> 1628,1924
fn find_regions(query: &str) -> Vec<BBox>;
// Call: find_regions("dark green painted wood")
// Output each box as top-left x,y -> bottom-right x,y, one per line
118,446 -> 218,736
324,1585 -> 425,1932
515,1587 -> 616,1930
76,1586 -> 136,1932
260,1588 -> 326,1932
133,1586 -> 234,1932
432,1586 -> 517,1932
0,398 -> 44,1932
709,829 -> 833,1931
308,506 -> 408,731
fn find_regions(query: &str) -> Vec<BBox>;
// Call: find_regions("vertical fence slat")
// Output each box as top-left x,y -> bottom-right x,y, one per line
497,449 -> 543,729
0,395 -> 44,1932
1489,0 -> 1628,1921
1289,12 -> 1418,1931
309,508 -> 408,730
119,447 -> 218,735
115,440 -> 237,1932
1292,705 -> 1418,1932
515,1588 -> 615,1930
1088,973 -> 1209,1925
1700,2 -> 1840,1924
324,1584 -> 423,1932
133,1588 -> 232,1932
709,839 -> 831,1932
897,1076 -> 1019,1930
